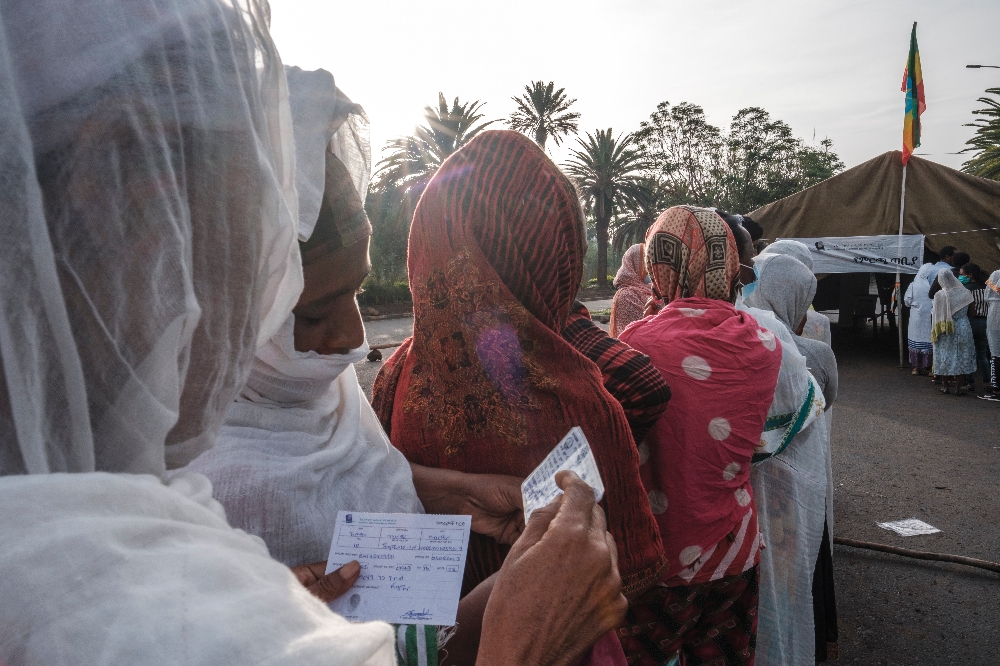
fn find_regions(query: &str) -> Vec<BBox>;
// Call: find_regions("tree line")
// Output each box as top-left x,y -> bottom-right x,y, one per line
364,80 -> 1000,295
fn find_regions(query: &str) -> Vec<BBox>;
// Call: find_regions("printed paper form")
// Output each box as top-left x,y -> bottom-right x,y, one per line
521,426 -> 605,522
326,511 -> 471,625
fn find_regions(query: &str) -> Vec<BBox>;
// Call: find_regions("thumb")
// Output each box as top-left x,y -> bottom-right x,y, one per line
310,560 -> 361,603
506,497 -> 561,563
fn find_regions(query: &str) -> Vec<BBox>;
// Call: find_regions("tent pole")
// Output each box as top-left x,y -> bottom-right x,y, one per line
896,164 -> 907,368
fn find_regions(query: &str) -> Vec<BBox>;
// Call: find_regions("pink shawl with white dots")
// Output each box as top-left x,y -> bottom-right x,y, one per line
619,297 -> 781,581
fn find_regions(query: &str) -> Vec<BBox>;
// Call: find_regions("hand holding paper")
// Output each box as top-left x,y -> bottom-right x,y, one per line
521,427 -> 605,521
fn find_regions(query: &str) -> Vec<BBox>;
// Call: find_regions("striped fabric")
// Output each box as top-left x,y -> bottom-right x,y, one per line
563,301 -> 671,445
970,286 -> 989,318
372,130 -> 667,598
394,624 -> 438,666
665,503 -> 761,586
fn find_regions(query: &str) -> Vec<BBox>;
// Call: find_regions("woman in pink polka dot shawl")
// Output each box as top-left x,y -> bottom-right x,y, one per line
617,206 -> 783,666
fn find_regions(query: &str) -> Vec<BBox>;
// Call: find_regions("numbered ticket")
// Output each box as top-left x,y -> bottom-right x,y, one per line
521,427 -> 605,521
325,512 -> 471,625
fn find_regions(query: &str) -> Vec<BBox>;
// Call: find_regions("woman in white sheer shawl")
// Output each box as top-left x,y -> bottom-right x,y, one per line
708,220 -> 828,666
904,263 -> 937,375
744,254 -> 837,664
0,2 -> 626,664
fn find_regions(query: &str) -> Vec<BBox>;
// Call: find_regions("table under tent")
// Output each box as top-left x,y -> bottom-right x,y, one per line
750,151 -> 1000,360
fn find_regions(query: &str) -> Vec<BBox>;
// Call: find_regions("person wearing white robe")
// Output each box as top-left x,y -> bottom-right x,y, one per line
905,263 -> 937,374
726,241 -> 829,665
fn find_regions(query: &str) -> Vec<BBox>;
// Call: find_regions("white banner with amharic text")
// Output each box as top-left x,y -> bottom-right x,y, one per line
776,234 -> 925,274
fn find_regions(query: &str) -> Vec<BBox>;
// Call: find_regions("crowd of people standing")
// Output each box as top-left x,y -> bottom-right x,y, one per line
0,2 -> 849,664
905,246 -> 1000,400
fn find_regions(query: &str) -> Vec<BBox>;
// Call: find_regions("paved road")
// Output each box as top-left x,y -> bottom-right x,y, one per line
827,328 -> 1000,665
357,315 -> 1000,664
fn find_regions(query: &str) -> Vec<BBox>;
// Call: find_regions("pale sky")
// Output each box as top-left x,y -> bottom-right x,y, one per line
270,0 -> 1000,173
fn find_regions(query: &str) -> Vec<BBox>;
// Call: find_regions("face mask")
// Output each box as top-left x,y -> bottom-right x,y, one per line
741,263 -> 761,299
958,275 -> 971,285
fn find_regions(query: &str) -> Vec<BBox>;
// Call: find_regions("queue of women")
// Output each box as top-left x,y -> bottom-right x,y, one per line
904,246 -> 1000,400
0,2 -> 844,664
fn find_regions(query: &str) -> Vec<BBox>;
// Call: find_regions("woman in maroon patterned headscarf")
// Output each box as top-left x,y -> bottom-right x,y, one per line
372,130 -> 668,599
610,243 -> 654,338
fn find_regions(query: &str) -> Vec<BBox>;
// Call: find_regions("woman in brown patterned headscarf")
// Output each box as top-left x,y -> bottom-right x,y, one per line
372,130 -> 667,598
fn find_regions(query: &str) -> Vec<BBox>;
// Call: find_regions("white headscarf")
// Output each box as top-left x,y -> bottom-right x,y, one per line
0,2 -> 394,663
905,263 -> 937,345
755,241 -> 832,345
746,256 -> 817,333
185,66 -> 421,568
758,240 -> 814,271
931,270 -> 974,342
0,0 -> 302,477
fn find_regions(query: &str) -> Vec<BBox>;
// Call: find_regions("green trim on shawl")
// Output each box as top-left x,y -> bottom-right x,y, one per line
395,624 -> 439,666
753,379 -> 816,464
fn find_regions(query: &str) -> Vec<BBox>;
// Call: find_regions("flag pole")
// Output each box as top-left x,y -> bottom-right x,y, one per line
896,164 -> 907,368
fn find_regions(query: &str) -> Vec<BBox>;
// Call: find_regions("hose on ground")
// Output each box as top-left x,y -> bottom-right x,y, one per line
834,536 -> 1000,574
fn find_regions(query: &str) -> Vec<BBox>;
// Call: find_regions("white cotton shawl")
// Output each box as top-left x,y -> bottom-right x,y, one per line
738,302 -> 828,666
0,472 -> 394,666
186,315 -> 423,567
931,270 -> 974,343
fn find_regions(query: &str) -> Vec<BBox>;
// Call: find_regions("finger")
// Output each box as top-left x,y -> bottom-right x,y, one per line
309,560 -> 361,603
552,471 -> 597,529
507,498 -> 561,561
291,560 -> 326,587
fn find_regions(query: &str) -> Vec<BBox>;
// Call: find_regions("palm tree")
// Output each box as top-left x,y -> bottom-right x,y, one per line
375,93 -> 498,197
564,129 -> 651,288
962,87 -> 1000,181
610,177 -> 664,254
508,81 -> 581,150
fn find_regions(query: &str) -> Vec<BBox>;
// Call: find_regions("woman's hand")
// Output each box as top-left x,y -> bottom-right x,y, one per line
291,560 -> 360,603
477,471 -> 628,666
643,295 -> 662,318
410,464 -> 525,544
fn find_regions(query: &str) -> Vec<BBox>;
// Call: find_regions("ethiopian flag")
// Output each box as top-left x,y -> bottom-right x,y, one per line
900,22 -> 925,165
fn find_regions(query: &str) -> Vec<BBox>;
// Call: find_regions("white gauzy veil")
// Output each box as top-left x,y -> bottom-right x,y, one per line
0,0 -> 302,476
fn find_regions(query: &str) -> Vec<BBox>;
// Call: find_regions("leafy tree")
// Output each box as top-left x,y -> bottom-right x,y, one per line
634,102 -> 723,205
610,176 -> 668,253
962,87 -> 1000,181
636,102 -> 845,216
798,138 -> 845,188
564,129 -> 651,287
717,107 -> 803,212
374,93 -> 497,198
508,81 -> 581,150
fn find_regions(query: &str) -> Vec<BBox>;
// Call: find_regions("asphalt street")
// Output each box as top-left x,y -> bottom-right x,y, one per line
357,313 -> 1000,665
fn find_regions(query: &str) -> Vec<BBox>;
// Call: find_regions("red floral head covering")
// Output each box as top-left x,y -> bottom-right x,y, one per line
372,130 -> 666,597
645,206 -> 740,303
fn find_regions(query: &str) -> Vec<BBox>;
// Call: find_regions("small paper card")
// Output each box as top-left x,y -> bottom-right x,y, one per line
325,512 -> 471,625
521,426 -> 605,522
877,518 -> 941,537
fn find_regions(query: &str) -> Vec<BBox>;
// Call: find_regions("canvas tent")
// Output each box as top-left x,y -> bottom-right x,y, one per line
750,151 -> 1000,272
